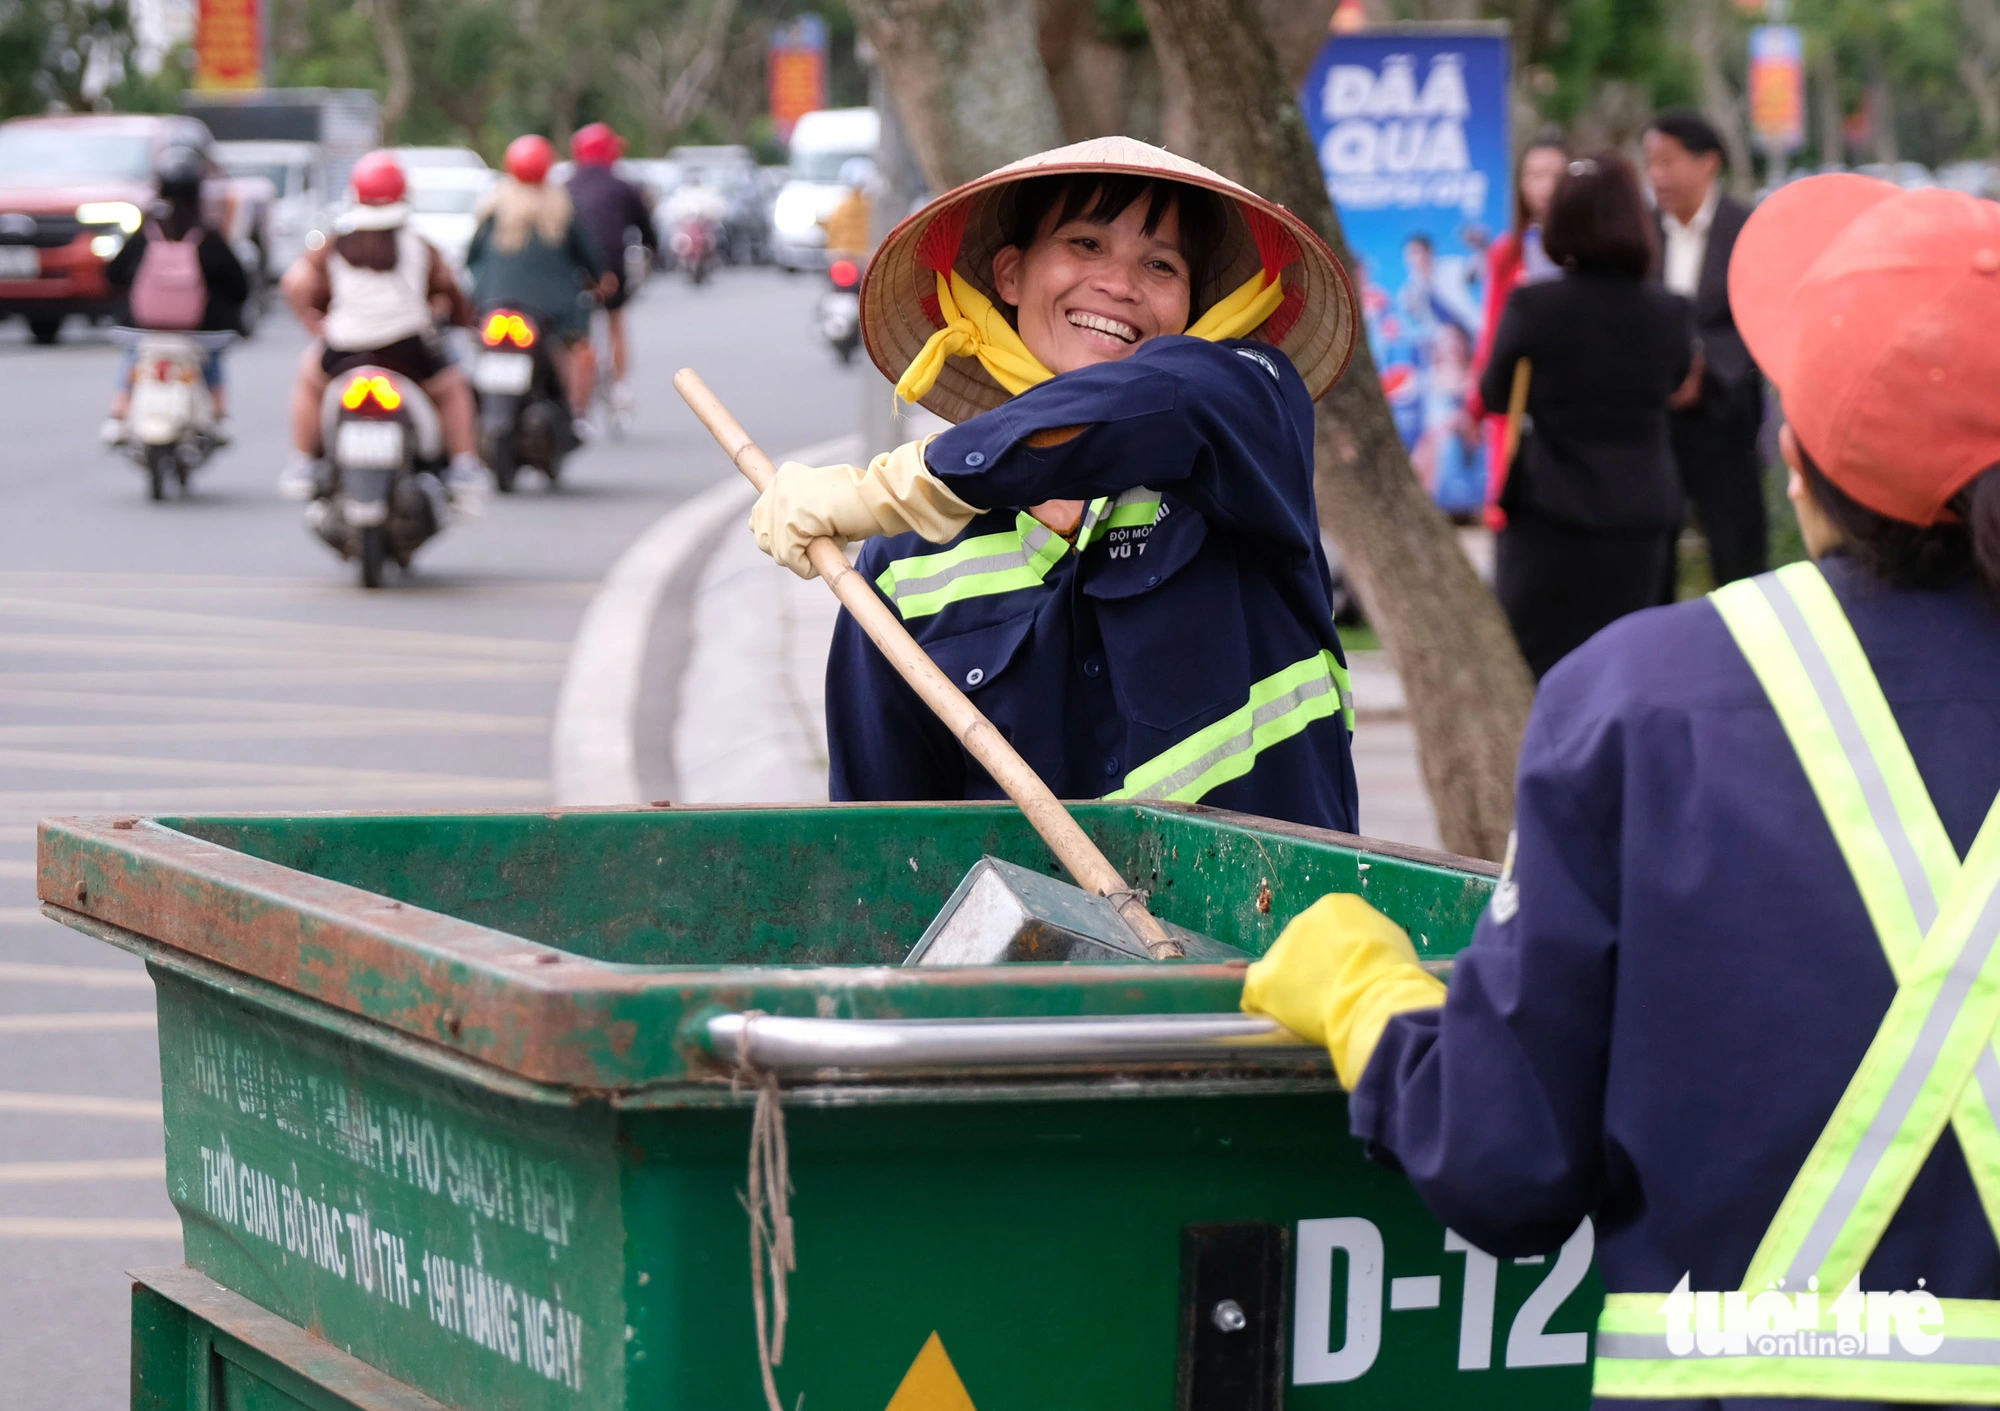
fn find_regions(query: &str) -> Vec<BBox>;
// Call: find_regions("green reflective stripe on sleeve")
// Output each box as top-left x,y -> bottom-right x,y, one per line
1106,650 -> 1349,805
873,512 -> 1071,620
1594,1293 -> 2000,1402
1331,654 -> 1355,732
1073,497 -> 1113,551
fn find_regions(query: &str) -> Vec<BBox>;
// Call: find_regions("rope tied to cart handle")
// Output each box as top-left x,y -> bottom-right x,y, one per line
733,1014 -> 802,1411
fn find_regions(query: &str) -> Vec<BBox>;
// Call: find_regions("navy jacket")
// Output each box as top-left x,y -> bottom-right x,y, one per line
827,337 -> 1359,833
1353,555 -> 2000,1408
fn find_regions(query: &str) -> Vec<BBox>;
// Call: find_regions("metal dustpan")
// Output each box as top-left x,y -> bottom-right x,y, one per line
905,856 -> 1251,965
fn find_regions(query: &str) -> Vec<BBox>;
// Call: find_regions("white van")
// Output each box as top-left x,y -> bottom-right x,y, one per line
769,107 -> 880,271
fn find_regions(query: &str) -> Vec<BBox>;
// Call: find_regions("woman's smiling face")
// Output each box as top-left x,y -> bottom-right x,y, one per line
990,194 -> 1193,375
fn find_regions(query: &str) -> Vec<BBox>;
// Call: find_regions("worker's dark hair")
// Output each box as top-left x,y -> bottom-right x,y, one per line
1799,449 -> 2000,605
997,173 -> 1227,316
1647,108 -> 1728,166
1543,150 -> 1657,279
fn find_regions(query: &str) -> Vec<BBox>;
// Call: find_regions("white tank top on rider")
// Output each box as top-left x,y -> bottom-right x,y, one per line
321,221 -> 433,353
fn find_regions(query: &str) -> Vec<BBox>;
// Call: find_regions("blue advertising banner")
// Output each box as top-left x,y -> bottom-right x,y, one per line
1301,27 -> 1512,513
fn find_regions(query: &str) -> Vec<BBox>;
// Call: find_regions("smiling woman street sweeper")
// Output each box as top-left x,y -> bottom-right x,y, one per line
747,137 -> 1364,832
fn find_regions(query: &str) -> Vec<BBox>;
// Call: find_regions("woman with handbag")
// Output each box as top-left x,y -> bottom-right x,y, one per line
1478,152 -> 1695,678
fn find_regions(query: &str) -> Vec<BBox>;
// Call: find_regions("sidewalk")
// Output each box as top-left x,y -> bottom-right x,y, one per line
649,491 -> 1440,849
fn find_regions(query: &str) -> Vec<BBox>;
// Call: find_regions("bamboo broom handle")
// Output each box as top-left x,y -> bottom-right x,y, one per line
674,369 -> 1183,961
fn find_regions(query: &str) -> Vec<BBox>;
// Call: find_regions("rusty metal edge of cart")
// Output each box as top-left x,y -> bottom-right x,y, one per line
36,802 -> 1494,1094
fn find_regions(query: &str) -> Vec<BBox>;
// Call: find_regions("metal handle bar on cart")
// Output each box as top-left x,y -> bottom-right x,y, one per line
705,1011 -> 1326,1076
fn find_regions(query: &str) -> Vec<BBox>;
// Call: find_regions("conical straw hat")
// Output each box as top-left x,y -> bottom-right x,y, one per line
861,135 -> 1358,425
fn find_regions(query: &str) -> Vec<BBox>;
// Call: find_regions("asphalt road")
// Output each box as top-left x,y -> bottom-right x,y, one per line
0,266 -> 858,1409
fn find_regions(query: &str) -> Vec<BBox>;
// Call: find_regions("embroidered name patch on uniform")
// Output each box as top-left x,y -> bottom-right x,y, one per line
1083,489 -> 1166,561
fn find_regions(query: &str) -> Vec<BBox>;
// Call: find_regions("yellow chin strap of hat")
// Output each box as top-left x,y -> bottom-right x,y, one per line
894,265 -> 1287,406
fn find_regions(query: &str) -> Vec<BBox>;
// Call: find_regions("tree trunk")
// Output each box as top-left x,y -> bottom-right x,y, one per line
1688,0 -> 1756,199
1257,0 -> 1339,92
1866,67 -> 1899,163
1959,0 -> 2000,153
1138,0 -> 1532,860
1814,43 -> 1844,168
844,0 -> 1066,188
657,0 -> 742,137
363,0 -> 412,139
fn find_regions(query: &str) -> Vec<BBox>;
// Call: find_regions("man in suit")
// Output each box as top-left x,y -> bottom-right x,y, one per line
1644,109 -> 1766,591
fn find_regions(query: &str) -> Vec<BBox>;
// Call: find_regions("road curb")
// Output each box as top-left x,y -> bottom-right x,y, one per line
550,434 -> 860,805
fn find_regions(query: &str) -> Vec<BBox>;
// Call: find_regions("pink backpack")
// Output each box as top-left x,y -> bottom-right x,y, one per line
128,223 -> 207,329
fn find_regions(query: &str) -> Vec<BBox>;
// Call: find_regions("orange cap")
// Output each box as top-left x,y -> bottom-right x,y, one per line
1731,174 -> 2000,526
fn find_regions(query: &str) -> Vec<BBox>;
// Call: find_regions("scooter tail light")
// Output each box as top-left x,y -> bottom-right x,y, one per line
482,311 -> 514,346
341,375 -> 372,411
830,258 -> 860,290
370,376 -> 402,411
507,315 -> 535,348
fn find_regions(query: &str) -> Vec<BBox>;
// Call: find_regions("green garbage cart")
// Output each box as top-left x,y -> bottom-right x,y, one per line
37,802 -> 1599,1410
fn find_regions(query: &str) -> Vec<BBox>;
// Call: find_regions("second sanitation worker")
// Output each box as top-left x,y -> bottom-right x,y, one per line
749,138 -> 1364,832
1245,174 -> 2000,1405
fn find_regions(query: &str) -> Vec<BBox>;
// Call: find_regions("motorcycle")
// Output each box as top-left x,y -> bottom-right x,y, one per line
669,215 -> 719,286
114,329 -> 235,500
310,364 -> 451,588
471,306 -> 573,493
818,256 -> 862,365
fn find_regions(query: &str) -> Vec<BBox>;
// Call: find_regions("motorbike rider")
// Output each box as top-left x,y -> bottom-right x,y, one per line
466,134 -> 612,436
820,156 -> 877,260
277,150 -> 484,506
101,144 -> 249,446
564,122 -> 657,426
661,170 -> 728,260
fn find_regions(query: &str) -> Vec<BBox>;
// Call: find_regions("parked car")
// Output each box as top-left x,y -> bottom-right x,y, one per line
0,114 -> 267,344
214,139 -> 332,278
1853,161 -> 1935,189
393,146 -> 488,173
667,144 -> 768,265
404,166 -> 493,275
1936,161 -> 2000,199
770,108 -> 879,272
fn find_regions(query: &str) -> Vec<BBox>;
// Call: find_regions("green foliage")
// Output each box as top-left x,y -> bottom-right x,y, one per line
1094,0 -> 1151,48
1526,0 -> 1697,130
0,0 -> 138,118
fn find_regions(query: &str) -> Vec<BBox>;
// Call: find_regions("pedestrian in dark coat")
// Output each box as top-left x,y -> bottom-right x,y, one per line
1645,108 -> 1766,592
1478,151 -> 1695,678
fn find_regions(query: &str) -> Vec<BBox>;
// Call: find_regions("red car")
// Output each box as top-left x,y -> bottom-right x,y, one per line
0,113 -> 264,345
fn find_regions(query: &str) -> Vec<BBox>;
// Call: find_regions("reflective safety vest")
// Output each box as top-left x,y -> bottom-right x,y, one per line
874,489 -> 1164,621
871,487 -> 1354,806
1593,561 -> 2000,1403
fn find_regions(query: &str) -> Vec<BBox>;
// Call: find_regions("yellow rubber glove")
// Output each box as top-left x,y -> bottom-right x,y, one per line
748,434 -> 978,579
1240,893 -> 1447,1088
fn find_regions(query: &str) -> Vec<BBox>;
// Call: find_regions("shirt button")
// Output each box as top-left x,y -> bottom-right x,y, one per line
1146,575 -> 1159,587
1103,756 -> 1120,777
965,667 -> 985,687
1083,658 -> 1102,678
963,450 -> 986,467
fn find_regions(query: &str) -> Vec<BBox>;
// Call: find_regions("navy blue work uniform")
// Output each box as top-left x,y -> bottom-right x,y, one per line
1352,554 -> 2000,1408
826,336 -> 1360,833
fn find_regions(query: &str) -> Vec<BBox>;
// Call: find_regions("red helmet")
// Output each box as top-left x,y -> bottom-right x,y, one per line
504,134 -> 556,185
350,150 -> 407,206
570,122 -> 623,167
